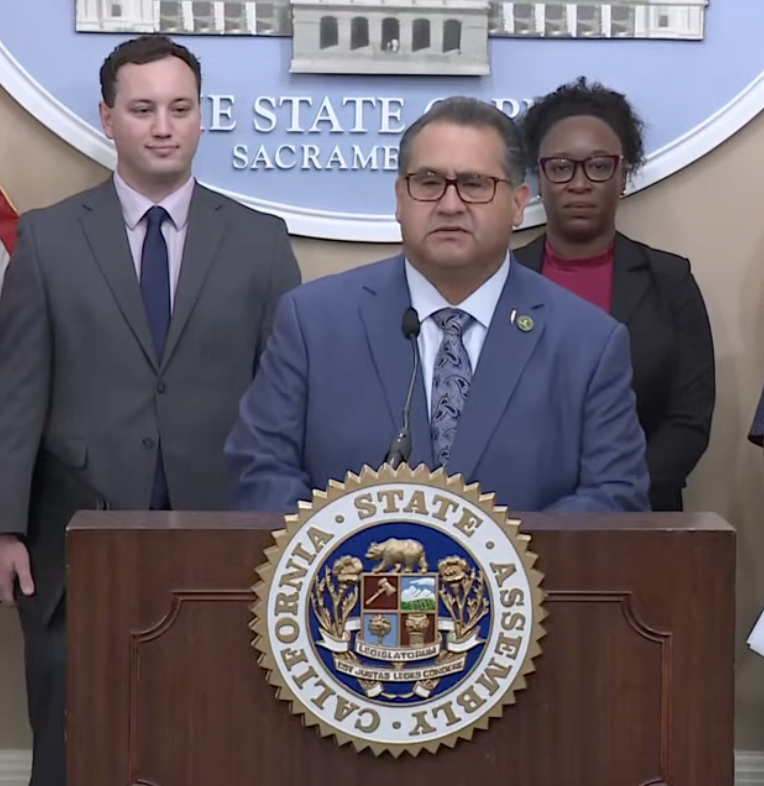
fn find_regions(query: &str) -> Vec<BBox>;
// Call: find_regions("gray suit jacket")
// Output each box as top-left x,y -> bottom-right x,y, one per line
0,178 -> 301,621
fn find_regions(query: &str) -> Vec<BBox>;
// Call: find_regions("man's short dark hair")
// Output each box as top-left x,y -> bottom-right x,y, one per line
398,96 -> 526,185
100,34 -> 202,107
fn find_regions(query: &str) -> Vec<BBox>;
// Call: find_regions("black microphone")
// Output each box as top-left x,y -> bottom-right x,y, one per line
385,307 -> 421,469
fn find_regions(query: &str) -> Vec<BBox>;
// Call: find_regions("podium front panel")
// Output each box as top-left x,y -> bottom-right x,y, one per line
66,511 -> 735,786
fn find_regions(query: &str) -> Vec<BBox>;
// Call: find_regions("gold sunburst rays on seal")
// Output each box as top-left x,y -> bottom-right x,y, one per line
251,463 -> 546,757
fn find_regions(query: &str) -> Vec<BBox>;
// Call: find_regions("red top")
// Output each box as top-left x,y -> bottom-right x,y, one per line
541,240 -> 615,314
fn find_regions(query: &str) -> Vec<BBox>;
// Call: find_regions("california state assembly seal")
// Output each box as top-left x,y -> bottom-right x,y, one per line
251,464 -> 546,756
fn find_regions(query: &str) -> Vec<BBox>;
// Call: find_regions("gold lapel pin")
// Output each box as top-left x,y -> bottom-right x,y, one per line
517,315 -> 534,332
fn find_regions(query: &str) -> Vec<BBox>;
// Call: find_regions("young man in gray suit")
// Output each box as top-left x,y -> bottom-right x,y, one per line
0,35 -> 301,786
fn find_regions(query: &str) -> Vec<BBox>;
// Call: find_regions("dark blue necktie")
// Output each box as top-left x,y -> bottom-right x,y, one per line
140,206 -> 170,509
141,206 -> 171,361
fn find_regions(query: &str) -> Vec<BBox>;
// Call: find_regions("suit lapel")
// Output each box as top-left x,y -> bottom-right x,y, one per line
448,261 -> 546,481
161,186 -> 226,371
610,233 -> 651,325
79,181 -> 157,370
360,258 -> 433,469
517,232 -> 650,326
513,234 -> 545,273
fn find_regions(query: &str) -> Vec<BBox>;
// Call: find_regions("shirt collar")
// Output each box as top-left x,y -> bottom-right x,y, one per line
404,254 -> 510,330
113,171 -> 195,231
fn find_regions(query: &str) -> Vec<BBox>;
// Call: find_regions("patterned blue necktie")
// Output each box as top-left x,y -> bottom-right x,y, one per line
140,206 -> 171,509
141,206 -> 171,362
431,308 -> 473,467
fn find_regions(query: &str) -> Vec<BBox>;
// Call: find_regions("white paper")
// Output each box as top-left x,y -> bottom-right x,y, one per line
747,606 -> 764,657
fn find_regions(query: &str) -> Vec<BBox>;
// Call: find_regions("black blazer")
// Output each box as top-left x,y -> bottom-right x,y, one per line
514,232 -> 715,511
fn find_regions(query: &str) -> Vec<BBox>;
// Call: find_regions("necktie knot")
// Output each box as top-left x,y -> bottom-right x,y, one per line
145,205 -> 169,231
432,308 -> 472,337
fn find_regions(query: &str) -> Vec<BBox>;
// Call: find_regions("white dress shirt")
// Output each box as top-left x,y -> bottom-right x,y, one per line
113,172 -> 195,309
404,256 -> 510,416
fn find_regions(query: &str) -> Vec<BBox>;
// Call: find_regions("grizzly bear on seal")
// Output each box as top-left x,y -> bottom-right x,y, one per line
366,539 -> 428,573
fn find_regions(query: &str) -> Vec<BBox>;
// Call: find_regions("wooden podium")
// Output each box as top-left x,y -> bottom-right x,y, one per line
66,511 -> 735,786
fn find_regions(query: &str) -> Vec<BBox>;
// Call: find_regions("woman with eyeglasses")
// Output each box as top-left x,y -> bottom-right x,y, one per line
514,77 -> 715,512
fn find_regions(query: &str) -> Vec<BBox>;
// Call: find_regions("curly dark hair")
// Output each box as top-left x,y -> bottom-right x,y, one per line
521,77 -> 646,175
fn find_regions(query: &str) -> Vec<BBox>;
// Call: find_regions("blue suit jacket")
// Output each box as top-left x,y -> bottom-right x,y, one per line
226,255 -> 650,513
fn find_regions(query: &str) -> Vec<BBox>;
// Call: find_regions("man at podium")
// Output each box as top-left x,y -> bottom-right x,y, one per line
226,97 -> 650,514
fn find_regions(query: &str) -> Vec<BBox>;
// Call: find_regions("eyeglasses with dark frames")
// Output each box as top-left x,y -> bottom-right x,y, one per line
404,171 -> 512,204
538,155 -> 624,184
